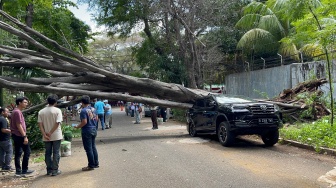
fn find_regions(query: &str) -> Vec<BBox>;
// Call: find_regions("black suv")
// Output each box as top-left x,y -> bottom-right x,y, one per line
186,94 -> 283,146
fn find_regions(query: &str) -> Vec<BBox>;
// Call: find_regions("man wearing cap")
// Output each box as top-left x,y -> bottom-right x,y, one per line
103,100 -> 112,129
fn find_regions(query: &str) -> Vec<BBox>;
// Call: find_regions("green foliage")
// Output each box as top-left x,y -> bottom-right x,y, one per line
25,111 -> 44,149
170,108 -> 187,123
61,123 -> 81,138
296,91 -> 326,120
133,36 -> 187,84
278,0 -> 336,59
253,89 -> 269,99
1,0 -> 92,54
236,1 -> 294,58
33,4 -> 92,54
280,116 -> 336,151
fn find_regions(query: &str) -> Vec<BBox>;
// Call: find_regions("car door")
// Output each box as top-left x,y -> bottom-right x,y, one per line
202,97 -> 217,132
190,99 -> 207,131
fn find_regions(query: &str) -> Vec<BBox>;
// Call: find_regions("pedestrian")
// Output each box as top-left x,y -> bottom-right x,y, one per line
160,107 -> 167,122
74,95 -> 99,171
103,100 -> 112,129
150,105 -> 158,130
94,98 -> 105,130
91,98 -> 97,108
134,103 -> 142,124
0,107 -> 13,171
130,103 -> 135,117
10,96 -> 34,176
120,101 -> 124,111
37,94 -> 63,176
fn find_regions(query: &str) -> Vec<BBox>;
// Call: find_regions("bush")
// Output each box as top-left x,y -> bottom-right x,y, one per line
280,116 -> 336,151
26,112 -> 44,149
171,108 -> 187,122
61,123 -> 81,138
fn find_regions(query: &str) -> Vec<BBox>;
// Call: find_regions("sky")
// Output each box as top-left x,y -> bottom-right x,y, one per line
68,1 -> 104,32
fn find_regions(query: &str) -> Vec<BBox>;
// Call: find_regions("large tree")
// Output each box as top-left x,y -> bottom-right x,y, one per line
0,10 -> 209,109
0,0 -> 92,107
78,0 -> 243,88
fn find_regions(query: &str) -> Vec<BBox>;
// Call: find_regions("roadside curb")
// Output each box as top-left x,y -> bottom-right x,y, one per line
279,138 -> 336,156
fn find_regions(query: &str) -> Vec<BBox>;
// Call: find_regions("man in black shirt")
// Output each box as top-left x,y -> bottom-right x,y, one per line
0,108 -> 13,171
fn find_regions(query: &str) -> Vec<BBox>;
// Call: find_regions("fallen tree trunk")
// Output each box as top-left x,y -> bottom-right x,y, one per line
0,10 -> 207,108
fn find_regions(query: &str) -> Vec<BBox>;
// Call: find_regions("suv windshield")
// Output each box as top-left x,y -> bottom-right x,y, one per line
214,95 -> 252,104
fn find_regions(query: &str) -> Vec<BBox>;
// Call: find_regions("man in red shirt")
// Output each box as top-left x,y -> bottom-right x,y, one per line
10,96 -> 34,176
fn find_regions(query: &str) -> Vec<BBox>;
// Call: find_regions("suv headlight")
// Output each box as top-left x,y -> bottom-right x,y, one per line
274,104 -> 280,112
231,105 -> 250,112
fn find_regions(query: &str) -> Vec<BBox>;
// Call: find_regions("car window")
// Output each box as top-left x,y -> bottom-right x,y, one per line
194,100 -> 205,108
205,99 -> 215,108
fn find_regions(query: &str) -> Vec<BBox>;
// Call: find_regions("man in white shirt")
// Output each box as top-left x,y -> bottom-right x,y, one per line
38,94 -> 63,176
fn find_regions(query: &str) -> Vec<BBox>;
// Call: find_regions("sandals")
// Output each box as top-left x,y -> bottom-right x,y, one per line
82,166 -> 94,171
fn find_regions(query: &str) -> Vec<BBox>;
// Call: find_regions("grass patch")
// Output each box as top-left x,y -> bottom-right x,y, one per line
280,116 -> 336,151
31,149 -> 45,163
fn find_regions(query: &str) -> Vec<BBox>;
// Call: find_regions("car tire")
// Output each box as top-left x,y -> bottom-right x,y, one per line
261,129 -> 279,146
189,122 -> 198,137
217,121 -> 235,147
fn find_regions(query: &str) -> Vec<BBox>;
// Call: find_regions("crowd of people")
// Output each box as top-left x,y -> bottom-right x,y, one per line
0,95 -> 166,178
0,95 -> 109,177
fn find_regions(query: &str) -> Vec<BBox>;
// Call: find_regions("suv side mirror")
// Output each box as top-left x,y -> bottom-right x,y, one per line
209,101 -> 216,107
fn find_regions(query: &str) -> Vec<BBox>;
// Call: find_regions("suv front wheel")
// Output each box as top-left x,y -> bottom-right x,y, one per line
261,129 -> 279,146
189,122 -> 198,137
217,121 -> 235,147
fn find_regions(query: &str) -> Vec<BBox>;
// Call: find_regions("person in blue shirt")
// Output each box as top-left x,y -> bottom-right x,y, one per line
103,100 -> 112,129
94,99 -> 105,130
75,95 -> 99,171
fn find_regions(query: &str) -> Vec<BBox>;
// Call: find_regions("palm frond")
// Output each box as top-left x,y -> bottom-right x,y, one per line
258,14 -> 286,39
272,0 -> 290,10
243,1 -> 273,15
278,42 -> 300,61
237,28 -> 278,54
236,14 -> 262,30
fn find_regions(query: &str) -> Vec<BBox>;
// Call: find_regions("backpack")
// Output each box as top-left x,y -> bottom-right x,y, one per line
138,106 -> 142,113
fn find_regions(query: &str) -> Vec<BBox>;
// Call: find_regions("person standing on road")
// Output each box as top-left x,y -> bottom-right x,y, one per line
160,107 -> 167,122
10,96 -> 35,176
37,94 -> 63,176
103,100 -> 112,129
150,105 -> 158,130
75,95 -> 99,171
94,98 -> 105,130
130,103 -> 135,117
0,108 -> 13,171
134,103 -> 141,124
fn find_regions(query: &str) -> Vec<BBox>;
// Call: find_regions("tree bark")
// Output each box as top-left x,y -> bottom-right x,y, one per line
0,10 -> 209,109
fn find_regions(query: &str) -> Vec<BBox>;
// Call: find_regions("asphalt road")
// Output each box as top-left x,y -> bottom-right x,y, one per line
29,107 -> 336,188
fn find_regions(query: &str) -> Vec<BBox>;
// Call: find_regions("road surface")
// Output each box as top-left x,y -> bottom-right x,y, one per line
26,107 -> 336,188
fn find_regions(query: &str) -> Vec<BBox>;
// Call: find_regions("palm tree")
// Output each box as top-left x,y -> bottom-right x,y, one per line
235,1 -> 300,60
